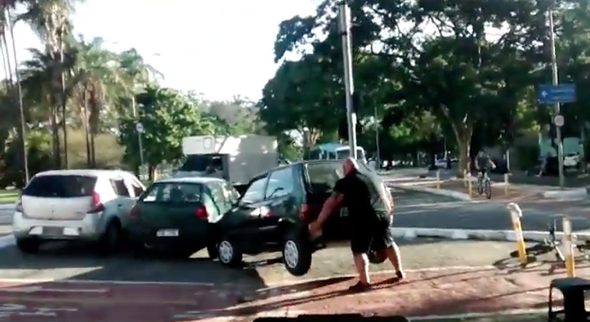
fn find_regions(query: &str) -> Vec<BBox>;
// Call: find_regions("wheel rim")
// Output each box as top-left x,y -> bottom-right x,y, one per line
284,240 -> 299,269
218,241 -> 233,264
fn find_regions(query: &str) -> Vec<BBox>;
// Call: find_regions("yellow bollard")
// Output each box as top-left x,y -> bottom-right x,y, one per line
504,173 -> 509,195
436,170 -> 441,189
562,217 -> 575,277
507,203 -> 527,265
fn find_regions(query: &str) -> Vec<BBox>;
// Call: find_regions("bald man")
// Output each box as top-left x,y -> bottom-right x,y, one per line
309,157 -> 405,291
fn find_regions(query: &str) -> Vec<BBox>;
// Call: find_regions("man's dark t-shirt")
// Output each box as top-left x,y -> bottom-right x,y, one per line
333,171 -> 389,226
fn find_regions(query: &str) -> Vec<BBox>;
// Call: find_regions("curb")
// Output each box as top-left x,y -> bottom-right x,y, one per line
0,203 -> 13,210
543,187 -> 588,200
389,184 -> 472,201
391,227 -> 590,242
0,235 -> 14,248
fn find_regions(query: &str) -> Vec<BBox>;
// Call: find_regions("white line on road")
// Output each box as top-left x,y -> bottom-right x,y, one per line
0,265 -> 495,288
0,286 -> 108,293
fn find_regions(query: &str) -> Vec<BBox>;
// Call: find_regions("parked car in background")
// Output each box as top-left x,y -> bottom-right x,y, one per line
211,160 -> 383,276
127,177 -> 240,258
13,170 -> 145,254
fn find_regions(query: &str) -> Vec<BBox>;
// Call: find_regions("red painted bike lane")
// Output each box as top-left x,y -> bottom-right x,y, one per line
0,265 -> 575,321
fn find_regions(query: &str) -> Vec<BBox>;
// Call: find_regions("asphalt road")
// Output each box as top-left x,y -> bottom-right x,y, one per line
392,188 -> 590,233
0,188 -> 549,285
0,188 -> 581,321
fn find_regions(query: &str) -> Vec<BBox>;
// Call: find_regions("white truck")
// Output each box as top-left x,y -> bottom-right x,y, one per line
174,135 -> 279,190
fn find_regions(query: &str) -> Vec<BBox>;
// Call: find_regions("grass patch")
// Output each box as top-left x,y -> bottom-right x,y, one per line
0,190 -> 18,204
418,313 -> 545,322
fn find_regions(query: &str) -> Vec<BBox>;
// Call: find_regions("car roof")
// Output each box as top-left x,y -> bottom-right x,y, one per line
154,177 -> 227,184
34,169 -> 134,178
249,160 -> 343,180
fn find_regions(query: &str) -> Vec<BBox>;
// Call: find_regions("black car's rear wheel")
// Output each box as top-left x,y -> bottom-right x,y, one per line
282,231 -> 312,276
217,236 -> 242,267
16,237 -> 40,254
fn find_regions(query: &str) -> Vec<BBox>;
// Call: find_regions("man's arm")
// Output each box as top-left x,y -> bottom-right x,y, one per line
315,191 -> 345,226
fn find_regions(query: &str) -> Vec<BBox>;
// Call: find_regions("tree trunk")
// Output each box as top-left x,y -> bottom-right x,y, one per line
148,164 -> 157,182
452,123 -> 473,178
82,96 -> 91,167
50,103 -> 61,168
7,10 -> 29,182
59,38 -> 68,169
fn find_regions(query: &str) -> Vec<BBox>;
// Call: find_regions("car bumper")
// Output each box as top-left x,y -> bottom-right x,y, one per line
12,212 -> 102,241
127,227 -> 209,250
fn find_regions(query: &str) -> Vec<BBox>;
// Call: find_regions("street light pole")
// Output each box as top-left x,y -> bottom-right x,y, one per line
338,1 -> 358,159
548,9 -> 565,188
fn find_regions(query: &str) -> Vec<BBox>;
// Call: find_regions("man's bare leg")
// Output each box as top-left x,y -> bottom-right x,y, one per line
353,253 -> 370,284
384,242 -> 406,279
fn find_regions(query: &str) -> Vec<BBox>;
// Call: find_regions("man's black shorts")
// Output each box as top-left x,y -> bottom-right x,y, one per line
350,216 -> 394,254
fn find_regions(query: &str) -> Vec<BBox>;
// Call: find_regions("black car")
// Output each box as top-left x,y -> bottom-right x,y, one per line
211,160 -> 384,276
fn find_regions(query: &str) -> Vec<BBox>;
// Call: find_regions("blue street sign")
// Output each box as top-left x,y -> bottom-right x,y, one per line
537,84 -> 576,104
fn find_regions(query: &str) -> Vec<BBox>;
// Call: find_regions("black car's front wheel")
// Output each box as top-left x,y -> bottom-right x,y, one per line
282,231 -> 312,277
217,236 -> 242,267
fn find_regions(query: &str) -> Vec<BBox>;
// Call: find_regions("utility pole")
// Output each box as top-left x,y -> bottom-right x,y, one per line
338,1 -> 358,159
548,9 -> 565,188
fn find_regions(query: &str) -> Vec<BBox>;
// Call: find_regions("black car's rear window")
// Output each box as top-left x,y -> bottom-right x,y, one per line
305,163 -> 342,193
141,182 -> 203,203
178,154 -> 223,172
23,175 -> 97,198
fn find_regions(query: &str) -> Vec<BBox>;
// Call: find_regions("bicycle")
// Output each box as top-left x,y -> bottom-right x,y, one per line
477,170 -> 492,199
509,219 -> 590,262
510,219 -> 564,262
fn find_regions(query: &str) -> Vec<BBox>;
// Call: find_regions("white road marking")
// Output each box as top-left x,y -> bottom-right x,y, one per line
409,308 -> 544,320
0,286 -> 108,293
0,265 -> 495,288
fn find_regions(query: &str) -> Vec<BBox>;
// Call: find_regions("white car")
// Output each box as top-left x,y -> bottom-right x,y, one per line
12,169 -> 145,254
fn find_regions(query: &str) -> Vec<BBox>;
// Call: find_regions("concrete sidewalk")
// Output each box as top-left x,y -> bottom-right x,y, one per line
199,264 -> 566,321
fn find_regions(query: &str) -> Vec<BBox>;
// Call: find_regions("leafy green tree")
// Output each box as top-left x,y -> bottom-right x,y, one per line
118,85 -> 216,179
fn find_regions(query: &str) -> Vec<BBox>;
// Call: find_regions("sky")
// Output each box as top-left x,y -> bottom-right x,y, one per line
6,0 -> 317,101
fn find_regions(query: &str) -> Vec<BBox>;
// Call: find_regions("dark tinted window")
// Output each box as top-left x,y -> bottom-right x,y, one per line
240,177 -> 267,204
23,175 -> 97,198
265,168 -> 294,199
179,154 -> 223,172
110,179 -> 130,197
141,183 -> 203,203
305,163 -> 342,193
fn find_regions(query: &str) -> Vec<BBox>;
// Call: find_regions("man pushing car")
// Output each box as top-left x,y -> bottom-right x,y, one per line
308,157 -> 406,291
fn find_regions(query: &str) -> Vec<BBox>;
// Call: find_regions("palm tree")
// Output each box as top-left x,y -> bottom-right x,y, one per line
18,0 -> 84,169
118,48 -> 162,117
68,36 -> 122,167
0,2 -> 29,181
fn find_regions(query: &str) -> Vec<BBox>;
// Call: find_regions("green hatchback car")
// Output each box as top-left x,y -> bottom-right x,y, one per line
126,177 -> 240,257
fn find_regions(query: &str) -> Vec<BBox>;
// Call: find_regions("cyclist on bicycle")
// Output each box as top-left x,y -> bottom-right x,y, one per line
475,151 -> 496,179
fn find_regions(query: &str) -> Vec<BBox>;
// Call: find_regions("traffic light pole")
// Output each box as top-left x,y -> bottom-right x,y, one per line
339,1 -> 358,159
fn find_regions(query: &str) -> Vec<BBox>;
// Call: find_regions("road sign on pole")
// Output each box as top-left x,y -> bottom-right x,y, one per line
135,122 -> 144,133
554,115 -> 564,127
537,84 -> 576,104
